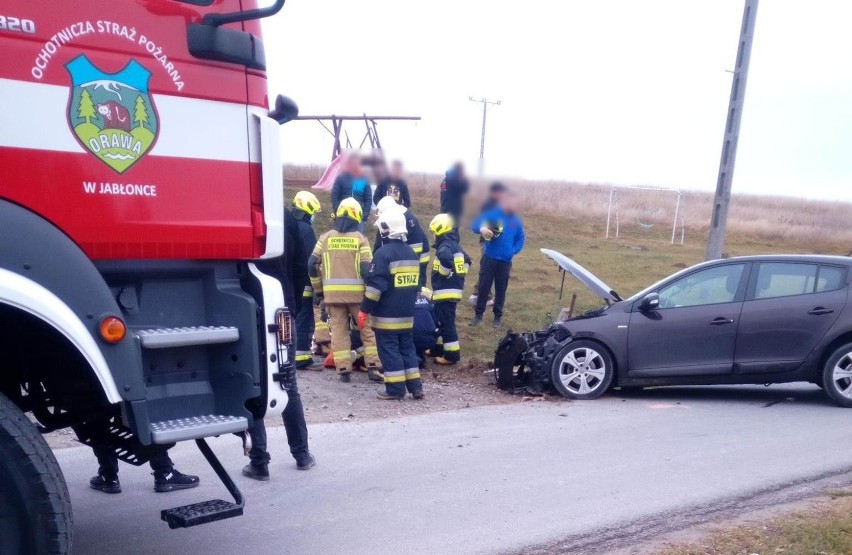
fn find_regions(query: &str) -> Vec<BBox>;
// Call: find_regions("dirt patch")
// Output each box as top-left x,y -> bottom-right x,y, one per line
293,358 -> 518,425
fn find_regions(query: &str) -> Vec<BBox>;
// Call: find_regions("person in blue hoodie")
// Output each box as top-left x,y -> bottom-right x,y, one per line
469,192 -> 525,329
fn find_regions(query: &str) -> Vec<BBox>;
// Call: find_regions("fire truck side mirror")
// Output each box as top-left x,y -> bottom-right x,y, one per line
269,95 -> 299,125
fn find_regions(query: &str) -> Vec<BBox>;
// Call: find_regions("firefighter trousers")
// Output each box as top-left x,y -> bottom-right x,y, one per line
295,298 -> 315,368
376,331 -> 421,396
434,301 -> 460,362
326,303 -> 379,373
313,303 -> 331,347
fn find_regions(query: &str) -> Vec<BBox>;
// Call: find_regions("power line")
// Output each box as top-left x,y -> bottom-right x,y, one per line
468,96 -> 501,176
705,0 -> 759,260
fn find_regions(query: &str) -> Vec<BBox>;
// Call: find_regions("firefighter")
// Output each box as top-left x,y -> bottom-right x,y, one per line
428,214 -> 471,365
359,207 -> 423,400
309,197 -> 380,381
291,191 -> 322,369
373,196 -> 429,288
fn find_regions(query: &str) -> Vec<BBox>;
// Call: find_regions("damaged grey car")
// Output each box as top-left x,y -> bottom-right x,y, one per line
493,250 -> 852,407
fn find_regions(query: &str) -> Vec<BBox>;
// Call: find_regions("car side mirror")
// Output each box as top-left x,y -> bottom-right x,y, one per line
638,293 -> 659,312
269,95 -> 299,125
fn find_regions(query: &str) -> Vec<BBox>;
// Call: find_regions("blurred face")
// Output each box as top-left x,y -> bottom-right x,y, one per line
501,192 -> 519,214
390,161 -> 404,179
346,154 -> 361,174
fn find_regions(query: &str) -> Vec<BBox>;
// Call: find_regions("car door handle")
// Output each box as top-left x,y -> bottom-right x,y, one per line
709,317 -> 735,325
808,307 -> 834,315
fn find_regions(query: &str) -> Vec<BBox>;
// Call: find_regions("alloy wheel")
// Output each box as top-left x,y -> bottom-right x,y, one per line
832,353 -> 852,399
558,347 -> 607,395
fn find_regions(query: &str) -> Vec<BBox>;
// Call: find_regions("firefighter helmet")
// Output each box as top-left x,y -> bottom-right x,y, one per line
376,206 -> 407,239
429,213 -> 454,236
292,191 -> 321,215
336,197 -> 363,223
375,195 -> 402,215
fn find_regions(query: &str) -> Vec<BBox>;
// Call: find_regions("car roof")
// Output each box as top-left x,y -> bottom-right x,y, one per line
709,254 -> 852,266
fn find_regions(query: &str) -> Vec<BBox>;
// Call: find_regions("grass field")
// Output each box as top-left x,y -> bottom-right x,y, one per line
287,165 -> 851,363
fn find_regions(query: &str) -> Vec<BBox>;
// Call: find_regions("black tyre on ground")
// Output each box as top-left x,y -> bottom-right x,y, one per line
822,343 -> 852,408
550,339 -> 615,400
0,391 -> 72,554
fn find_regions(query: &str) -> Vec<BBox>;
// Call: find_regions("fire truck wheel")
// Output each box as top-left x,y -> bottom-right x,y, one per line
0,391 -> 72,554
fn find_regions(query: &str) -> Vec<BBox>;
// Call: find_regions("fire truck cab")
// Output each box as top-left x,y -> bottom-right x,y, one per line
0,1 -> 295,552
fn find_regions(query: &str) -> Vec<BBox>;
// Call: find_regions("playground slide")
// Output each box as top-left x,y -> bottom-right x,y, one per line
312,155 -> 345,191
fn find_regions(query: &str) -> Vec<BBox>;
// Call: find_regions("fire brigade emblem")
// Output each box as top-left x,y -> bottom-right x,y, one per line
66,55 -> 159,174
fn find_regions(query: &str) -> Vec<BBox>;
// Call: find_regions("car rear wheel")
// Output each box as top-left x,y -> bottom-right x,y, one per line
823,343 -> 852,408
0,391 -> 73,554
550,340 -> 614,400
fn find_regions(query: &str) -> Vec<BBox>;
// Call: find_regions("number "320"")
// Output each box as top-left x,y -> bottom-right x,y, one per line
0,15 -> 36,34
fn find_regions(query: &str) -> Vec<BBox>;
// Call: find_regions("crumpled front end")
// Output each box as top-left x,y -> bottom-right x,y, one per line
492,324 -> 574,395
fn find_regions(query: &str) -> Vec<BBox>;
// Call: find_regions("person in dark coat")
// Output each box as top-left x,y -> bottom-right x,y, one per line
439,162 -> 469,227
331,153 -> 372,231
373,160 -> 411,208
290,191 -> 322,369
243,209 -> 316,480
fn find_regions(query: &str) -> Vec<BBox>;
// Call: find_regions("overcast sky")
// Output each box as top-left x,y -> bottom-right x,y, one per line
262,0 -> 852,201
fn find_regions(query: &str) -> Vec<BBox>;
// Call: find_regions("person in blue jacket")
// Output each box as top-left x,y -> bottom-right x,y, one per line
331,152 -> 372,232
469,192 -> 525,329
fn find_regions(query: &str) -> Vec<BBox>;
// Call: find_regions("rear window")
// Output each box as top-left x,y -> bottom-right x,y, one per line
755,263 -> 846,300
817,266 -> 846,292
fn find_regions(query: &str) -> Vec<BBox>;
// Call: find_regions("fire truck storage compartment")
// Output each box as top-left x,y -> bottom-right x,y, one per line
95,260 -> 262,443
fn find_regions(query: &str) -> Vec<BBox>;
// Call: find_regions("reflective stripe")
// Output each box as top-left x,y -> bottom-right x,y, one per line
323,252 -> 331,280
409,243 -> 423,254
372,316 -> 414,330
295,352 -> 313,361
390,265 -> 419,275
405,371 -> 421,380
325,284 -> 365,292
365,286 -> 382,301
384,370 -> 406,383
419,253 -> 431,263
436,337 -> 443,345
433,289 -> 463,301
444,341 -> 460,352
364,346 -> 378,356
315,322 -> 329,330
437,264 -> 452,276
333,350 -> 351,360
389,259 -> 420,270
325,278 -> 363,285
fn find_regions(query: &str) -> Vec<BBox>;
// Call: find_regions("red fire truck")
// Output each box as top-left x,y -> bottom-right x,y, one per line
0,1 -> 299,552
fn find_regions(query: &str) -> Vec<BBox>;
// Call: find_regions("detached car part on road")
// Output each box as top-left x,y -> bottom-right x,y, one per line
494,250 -> 852,407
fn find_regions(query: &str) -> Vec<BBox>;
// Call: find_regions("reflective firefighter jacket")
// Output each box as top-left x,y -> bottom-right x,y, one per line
310,229 -> 372,304
430,233 -> 471,302
361,240 -> 420,333
373,209 -> 430,287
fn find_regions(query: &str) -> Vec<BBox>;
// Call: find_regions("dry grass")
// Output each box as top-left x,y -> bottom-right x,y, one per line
654,493 -> 852,555
285,164 -> 852,251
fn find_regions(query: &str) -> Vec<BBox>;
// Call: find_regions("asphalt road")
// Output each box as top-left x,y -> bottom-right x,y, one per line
57,384 -> 852,555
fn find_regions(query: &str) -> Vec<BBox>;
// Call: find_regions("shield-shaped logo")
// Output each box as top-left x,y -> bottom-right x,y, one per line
66,55 -> 159,174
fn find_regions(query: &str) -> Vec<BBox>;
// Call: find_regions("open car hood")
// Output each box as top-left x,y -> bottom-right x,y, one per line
540,248 -> 622,302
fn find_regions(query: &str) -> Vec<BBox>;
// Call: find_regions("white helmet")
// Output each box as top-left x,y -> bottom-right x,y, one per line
376,195 -> 404,215
375,206 -> 408,240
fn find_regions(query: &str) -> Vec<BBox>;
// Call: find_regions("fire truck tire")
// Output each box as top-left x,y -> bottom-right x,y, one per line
0,391 -> 72,554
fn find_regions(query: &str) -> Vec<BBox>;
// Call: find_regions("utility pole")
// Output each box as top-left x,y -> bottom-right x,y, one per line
705,0 -> 759,260
468,96 -> 501,176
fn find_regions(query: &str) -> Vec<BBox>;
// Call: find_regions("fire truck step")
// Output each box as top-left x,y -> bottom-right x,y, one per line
161,499 -> 243,529
161,438 -> 244,529
150,415 -> 247,444
135,326 -> 239,349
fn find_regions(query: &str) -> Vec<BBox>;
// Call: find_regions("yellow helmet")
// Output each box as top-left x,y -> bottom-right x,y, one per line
429,213 -> 454,236
292,191 -> 321,215
336,197 -> 363,223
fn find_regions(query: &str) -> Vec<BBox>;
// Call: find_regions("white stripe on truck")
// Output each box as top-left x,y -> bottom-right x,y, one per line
0,78 -> 256,163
